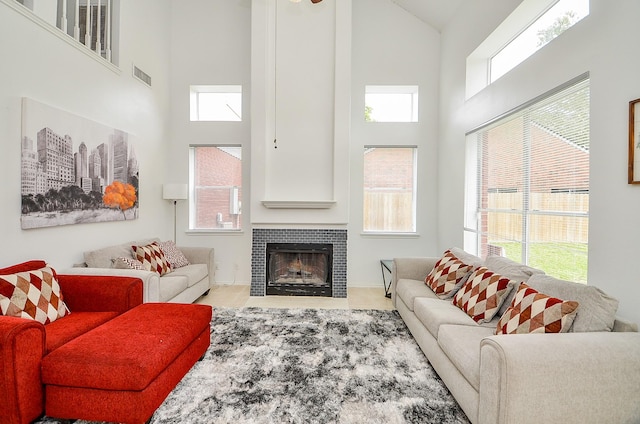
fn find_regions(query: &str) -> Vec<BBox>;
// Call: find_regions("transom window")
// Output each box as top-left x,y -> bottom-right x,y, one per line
364,86 -> 418,123
190,85 -> 242,122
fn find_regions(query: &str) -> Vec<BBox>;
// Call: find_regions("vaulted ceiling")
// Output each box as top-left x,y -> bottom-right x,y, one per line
390,0 -> 465,31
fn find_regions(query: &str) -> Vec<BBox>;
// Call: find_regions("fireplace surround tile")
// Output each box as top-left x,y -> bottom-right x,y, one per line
251,228 -> 347,297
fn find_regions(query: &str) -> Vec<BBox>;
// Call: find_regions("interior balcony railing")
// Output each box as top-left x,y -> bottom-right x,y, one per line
7,0 -> 118,67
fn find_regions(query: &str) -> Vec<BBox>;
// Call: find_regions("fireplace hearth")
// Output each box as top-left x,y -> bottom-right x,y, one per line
266,243 -> 332,296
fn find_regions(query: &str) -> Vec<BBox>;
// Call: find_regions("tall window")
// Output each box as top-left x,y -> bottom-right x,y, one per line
190,85 -> 242,122
363,147 -> 417,233
464,77 -> 589,282
189,146 -> 242,231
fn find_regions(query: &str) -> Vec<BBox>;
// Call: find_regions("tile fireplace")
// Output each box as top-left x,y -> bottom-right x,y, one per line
251,228 -> 347,297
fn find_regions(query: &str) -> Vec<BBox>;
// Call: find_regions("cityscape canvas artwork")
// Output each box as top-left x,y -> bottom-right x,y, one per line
20,98 -> 139,229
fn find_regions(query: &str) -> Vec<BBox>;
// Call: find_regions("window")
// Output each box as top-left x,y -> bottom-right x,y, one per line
466,0 -> 589,98
364,86 -> 418,122
189,146 -> 242,231
190,85 -> 242,122
464,76 -> 589,282
363,147 -> 417,233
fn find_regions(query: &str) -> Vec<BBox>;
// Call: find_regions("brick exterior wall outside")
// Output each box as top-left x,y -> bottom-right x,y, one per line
251,229 -> 347,298
194,147 -> 242,229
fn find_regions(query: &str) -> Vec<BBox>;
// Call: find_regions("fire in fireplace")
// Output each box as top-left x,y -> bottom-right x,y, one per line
266,243 -> 332,296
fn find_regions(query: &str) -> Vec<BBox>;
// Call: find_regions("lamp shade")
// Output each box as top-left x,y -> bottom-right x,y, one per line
163,183 -> 188,200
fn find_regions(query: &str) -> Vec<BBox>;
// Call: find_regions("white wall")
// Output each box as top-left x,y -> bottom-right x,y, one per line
346,0 -> 440,286
0,0 -> 172,269
439,0 -> 640,324
167,0 -> 253,284
167,0 -> 440,287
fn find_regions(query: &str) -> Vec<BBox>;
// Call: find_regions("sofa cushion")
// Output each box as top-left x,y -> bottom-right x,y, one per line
158,240 -> 190,269
169,264 -> 208,288
132,242 -> 172,276
526,274 -> 619,333
438,324 -> 495,391
425,249 -> 476,299
83,238 -> 159,268
45,311 -> 119,353
495,283 -> 579,335
158,275 -> 189,302
396,279 -> 438,311
484,255 -> 546,317
453,266 -> 514,324
0,266 -> 69,325
414,297 -> 478,339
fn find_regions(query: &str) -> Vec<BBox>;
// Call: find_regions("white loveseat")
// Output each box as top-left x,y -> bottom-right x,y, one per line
62,238 -> 214,303
391,248 -> 640,424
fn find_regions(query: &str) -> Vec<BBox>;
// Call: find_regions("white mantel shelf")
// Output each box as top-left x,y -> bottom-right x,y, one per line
261,200 -> 337,209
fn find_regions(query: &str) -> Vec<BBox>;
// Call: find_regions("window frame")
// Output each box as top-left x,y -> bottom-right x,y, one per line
464,75 -> 590,282
188,145 -> 243,233
362,145 -> 418,235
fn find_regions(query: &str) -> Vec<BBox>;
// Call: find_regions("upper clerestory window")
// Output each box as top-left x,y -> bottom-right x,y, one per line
190,85 -> 242,122
365,85 -> 419,123
466,0 -> 589,99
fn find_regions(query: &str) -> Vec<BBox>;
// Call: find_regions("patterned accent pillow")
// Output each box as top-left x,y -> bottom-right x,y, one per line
425,250 -> 476,299
131,242 -> 172,276
496,283 -> 579,335
452,266 -> 514,323
158,240 -> 190,269
112,256 -> 146,271
0,266 -> 70,324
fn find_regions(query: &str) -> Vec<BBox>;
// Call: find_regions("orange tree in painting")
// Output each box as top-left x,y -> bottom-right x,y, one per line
103,181 -> 137,219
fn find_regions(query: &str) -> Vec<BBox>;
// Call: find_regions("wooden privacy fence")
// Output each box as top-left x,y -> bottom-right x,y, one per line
364,191 -> 413,232
486,193 -> 588,243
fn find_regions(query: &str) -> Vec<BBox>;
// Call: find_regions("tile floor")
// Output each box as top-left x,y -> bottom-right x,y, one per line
196,284 -> 394,310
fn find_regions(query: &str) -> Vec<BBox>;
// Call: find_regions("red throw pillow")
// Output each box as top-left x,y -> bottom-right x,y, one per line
132,242 -> 172,276
425,250 -> 475,299
452,266 -> 514,323
0,266 -> 70,324
496,283 -> 579,335
0,260 -> 48,274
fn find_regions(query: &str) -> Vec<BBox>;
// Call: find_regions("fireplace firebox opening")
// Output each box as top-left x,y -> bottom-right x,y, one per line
266,243 -> 333,296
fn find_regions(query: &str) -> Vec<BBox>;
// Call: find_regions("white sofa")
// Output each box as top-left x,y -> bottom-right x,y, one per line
61,238 -> 214,303
391,249 -> 640,424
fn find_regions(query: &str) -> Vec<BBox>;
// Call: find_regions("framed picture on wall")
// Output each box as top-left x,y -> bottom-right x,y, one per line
629,98 -> 640,184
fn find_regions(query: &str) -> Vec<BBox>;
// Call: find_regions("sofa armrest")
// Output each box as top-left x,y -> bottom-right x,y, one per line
57,274 -> 143,312
179,246 -> 215,285
478,332 -> 640,424
0,316 -> 46,424
391,257 -> 438,306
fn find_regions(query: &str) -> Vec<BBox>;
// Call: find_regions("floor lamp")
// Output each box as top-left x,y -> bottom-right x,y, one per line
163,183 -> 188,242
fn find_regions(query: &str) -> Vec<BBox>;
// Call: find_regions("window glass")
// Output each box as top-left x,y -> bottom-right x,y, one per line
365,86 -> 418,122
363,147 -> 417,233
190,85 -> 242,122
189,146 -> 242,230
464,77 -> 589,282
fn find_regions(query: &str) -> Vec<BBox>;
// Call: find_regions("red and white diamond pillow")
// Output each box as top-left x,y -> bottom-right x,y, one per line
425,250 -> 475,299
452,266 -> 514,323
496,283 -> 579,335
132,242 -> 172,276
0,266 -> 70,324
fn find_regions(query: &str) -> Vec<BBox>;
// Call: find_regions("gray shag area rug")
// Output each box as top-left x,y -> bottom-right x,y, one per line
37,307 -> 470,424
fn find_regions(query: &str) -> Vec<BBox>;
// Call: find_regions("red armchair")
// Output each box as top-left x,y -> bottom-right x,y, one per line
0,260 -> 143,424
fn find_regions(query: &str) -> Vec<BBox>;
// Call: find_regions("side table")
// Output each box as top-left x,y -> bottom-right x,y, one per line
380,259 -> 393,298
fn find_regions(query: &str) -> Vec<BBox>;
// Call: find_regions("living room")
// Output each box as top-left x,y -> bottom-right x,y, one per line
2,0 -> 639,324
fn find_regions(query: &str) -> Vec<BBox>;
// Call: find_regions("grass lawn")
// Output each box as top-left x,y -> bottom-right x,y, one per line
491,242 -> 588,283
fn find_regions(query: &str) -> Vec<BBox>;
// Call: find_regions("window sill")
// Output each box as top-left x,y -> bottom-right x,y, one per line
360,232 -> 420,238
185,229 -> 244,235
